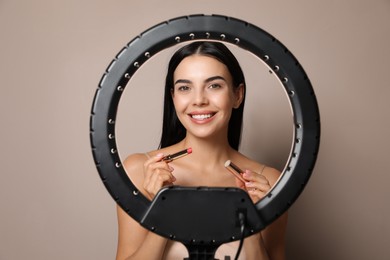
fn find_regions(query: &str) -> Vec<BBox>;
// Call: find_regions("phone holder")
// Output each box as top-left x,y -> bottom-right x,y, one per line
142,186 -> 262,259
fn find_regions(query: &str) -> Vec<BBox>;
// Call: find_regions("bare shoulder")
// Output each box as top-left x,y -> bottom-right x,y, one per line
262,166 -> 281,187
123,153 -> 148,172
122,153 -> 149,188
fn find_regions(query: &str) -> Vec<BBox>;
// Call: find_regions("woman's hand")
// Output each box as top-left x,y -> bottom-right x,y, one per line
143,153 -> 176,200
235,169 -> 271,203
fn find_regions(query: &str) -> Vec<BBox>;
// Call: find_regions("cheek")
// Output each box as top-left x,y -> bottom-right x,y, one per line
213,93 -> 236,109
172,95 -> 188,112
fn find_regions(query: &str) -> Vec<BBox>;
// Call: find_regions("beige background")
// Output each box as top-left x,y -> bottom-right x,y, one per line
1,0 -> 389,259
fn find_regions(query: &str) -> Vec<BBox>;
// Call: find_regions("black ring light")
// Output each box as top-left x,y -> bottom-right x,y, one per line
90,14 -> 320,258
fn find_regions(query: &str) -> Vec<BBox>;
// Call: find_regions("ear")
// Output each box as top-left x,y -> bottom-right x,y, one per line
233,83 -> 245,109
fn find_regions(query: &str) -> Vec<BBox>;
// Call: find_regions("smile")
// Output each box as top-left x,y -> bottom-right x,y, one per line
190,113 -> 215,120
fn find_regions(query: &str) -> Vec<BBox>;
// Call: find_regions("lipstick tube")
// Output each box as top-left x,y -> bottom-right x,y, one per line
162,148 -> 192,162
224,160 -> 246,183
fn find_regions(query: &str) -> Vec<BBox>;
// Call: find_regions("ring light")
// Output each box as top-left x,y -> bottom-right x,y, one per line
90,14 -> 320,258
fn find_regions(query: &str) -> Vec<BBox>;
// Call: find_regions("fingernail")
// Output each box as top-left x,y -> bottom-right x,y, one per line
245,182 -> 253,187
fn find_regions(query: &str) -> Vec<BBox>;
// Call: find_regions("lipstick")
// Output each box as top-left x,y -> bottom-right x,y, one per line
224,160 -> 246,183
162,148 -> 192,162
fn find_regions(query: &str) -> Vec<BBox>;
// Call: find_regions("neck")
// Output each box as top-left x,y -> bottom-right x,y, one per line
178,135 -> 236,168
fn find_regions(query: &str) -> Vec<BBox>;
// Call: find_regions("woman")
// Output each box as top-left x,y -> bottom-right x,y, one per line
116,41 -> 287,260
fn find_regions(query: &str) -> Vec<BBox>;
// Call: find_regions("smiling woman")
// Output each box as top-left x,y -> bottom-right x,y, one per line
116,42 -> 294,176
115,41 -> 287,260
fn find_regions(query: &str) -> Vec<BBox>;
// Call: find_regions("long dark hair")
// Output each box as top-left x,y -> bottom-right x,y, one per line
159,41 -> 246,150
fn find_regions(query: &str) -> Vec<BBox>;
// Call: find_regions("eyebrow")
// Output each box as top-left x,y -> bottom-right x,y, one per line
174,76 -> 227,85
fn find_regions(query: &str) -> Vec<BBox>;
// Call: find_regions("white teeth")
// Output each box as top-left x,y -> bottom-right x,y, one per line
191,114 -> 212,120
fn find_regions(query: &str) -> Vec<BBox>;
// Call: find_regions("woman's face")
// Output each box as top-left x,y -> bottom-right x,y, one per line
172,54 -> 243,139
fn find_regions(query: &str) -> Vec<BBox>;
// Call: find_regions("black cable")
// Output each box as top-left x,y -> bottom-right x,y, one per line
234,212 -> 246,260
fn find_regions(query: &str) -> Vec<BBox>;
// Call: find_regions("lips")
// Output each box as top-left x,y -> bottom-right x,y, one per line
191,114 -> 212,120
189,112 -> 216,121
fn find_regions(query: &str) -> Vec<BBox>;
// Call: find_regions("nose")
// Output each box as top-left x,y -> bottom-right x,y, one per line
193,88 -> 208,106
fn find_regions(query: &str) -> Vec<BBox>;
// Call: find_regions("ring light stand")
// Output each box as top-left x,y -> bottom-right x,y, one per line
90,14 -> 320,259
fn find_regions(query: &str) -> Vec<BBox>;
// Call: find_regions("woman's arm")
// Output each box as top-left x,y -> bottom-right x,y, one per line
258,166 -> 287,260
116,205 -> 168,260
261,213 -> 288,260
242,233 -> 270,260
237,165 -> 287,259
116,153 -> 175,260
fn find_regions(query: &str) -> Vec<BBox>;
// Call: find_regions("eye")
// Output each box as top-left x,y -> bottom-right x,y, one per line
177,85 -> 191,92
208,83 -> 222,89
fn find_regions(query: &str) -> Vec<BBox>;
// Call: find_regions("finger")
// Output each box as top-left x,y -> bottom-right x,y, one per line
245,180 -> 271,192
234,177 -> 246,189
143,153 -> 163,179
146,153 -> 165,165
144,154 -> 172,179
145,153 -> 176,170
242,170 -> 263,180
243,170 -> 270,185
247,188 -> 266,203
243,170 -> 271,201
144,170 -> 176,198
148,171 -> 176,194
150,168 -> 176,184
